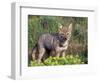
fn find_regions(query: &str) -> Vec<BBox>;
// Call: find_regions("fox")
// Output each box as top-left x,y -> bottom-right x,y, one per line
30,23 -> 73,63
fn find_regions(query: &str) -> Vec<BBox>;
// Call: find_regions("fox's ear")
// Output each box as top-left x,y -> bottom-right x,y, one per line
68,23 -> 72,32
58,24 -> 63,33
58,23 -> 63,29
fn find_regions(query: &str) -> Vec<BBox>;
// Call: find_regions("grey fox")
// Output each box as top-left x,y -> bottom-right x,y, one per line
30,23 -> 72,63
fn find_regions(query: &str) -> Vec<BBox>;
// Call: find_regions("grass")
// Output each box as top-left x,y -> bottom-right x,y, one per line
29,54 -> 86,66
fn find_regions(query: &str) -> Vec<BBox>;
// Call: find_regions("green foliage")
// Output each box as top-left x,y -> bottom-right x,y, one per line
30,60 -> 45,66
29,54 -> 86,66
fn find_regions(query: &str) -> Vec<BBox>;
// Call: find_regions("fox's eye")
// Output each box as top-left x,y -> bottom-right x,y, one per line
60,35 -> 64,38
67,32 -> 70,35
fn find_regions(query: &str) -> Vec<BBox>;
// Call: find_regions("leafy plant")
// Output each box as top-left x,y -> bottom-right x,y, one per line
29,54 -> 85,66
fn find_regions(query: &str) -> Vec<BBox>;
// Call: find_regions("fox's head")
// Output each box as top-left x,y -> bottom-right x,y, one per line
58,23 -> 73,46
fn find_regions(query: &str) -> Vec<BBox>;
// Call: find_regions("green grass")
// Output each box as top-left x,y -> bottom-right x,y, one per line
29,54 -> 86,66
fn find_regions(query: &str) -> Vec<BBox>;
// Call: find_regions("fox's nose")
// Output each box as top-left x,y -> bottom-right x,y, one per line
64,37 -> 67,40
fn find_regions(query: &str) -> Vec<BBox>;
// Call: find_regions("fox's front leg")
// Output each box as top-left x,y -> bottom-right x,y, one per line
61,51 -> 66,57
55,47 -> 61,57
55,46 -> 67,57
56,52 -> 60,57
50,51 -> 56,57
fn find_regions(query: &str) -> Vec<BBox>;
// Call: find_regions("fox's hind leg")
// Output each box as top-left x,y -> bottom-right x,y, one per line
37,48 -> 45,63
31,47 -> 37,60
49,50 -> 55,57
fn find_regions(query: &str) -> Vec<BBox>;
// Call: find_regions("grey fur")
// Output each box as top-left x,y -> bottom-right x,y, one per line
30,23 -> 72,63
